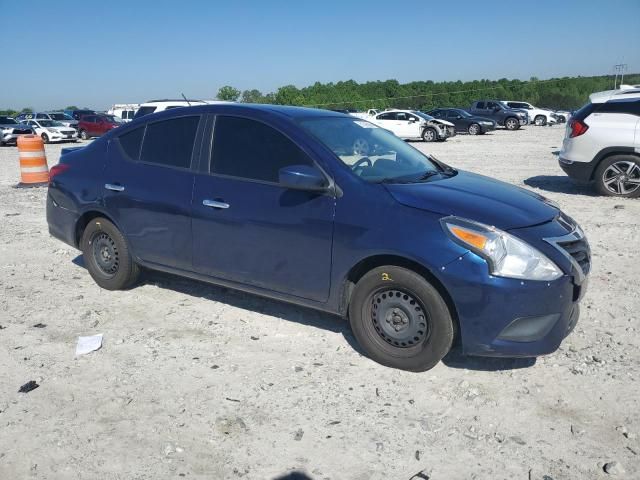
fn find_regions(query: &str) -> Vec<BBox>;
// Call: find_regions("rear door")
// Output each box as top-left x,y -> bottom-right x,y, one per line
191,114 -> 335,302
102,115 -> 204,270
372,112 -> 399,135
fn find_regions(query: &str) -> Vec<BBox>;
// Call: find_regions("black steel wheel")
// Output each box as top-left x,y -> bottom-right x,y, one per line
81,217 -> 140,290
349,266 -> 454,371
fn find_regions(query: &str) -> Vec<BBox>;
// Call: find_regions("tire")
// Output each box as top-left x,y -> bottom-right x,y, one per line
80,217 -> 140,290
467,123 -> 481,135
534,115 -> 547,126
422,128 -> 437,142
594,155 -> 640,198
79,129 -> 89,140
348,266 -> 454,372
41,133 -> 49,144
504,117 -> 520,130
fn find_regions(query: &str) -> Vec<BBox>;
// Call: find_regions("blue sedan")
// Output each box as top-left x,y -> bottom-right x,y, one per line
46,104 -> 590,371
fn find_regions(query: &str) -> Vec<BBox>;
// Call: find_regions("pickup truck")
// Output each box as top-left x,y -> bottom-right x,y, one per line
467,100 -> 528,130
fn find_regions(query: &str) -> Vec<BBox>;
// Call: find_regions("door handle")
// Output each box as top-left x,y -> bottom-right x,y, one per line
105,183 -> 125,192
203,199 -> 230,209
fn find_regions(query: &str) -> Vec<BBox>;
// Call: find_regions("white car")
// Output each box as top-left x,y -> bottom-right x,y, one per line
501,101 -> 557,126
350,109 -> 380,119
133,99 -> 210,119
369,109 -> 455,142
554,110 -> 572,123
108,103 -> 140,122
559,84 -> 640,197
23,119 -> 78,143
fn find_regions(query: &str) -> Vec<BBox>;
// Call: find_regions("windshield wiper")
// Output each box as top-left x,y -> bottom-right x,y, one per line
376,170 -> 440,184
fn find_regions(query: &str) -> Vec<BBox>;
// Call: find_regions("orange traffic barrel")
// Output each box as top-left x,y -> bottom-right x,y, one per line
17,135 -> 49,187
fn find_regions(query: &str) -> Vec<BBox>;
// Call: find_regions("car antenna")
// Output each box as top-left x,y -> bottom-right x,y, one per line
181,93 -> 191,106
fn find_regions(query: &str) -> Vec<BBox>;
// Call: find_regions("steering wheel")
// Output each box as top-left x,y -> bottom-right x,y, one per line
351,157 -> 372,173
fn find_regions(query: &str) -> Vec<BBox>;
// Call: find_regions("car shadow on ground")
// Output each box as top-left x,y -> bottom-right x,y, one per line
72,255 -> 537,372
524,175 -> 597,196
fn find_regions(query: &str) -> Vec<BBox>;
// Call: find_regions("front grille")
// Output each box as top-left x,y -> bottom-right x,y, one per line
62,130 -> 75,135
557,237 -> 591,276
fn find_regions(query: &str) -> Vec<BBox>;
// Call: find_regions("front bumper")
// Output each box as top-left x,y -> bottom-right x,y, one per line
49,132 -> 78,142
1,132 -> 32,144
519,117 -> 528,126
439,250 -> 586,357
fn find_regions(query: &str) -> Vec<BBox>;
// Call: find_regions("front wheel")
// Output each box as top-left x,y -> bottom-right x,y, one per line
81,217 -> 140,290
349,266 -> 454,372
594,155 -> 640,198
422,128 -> 437,142
467,123 -> 480,135
504,117 -> 520,130
79,129 -> 89,140
534,115 -> 547,126
41,133 -> 49,144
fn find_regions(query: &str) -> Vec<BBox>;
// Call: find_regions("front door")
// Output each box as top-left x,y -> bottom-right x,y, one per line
191,115 -> 335,302
102,115 -> 202,270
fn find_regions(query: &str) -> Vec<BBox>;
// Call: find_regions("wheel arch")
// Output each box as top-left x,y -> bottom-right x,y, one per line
340,254 -> 460,341
74,209 -> 119,248
589,147 -> 639,181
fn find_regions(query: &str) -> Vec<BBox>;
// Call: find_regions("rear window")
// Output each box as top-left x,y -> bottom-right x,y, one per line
134,106 -> 157,118
140,116 -> 199,169
118,127 -> 145,160
572,102 -> 597,122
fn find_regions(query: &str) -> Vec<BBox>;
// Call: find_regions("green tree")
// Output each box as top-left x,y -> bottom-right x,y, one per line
217,85 -> 241,102
240,89 -> 264,103
65,105 -> 79,110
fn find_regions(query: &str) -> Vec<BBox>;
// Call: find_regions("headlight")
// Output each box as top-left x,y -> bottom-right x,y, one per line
47,128 -> 57,133
441,216 -> 563,281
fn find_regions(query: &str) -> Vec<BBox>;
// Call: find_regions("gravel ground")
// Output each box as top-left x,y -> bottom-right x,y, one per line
0,126 -> 638,479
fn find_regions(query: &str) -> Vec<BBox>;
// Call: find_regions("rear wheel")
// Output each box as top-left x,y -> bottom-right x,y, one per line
349,266 -> 454,371
534,115 -> 547,126
595,155 -> 640,197
81,217 -> 140,290
504,117 -> 519,130
422,128 -> 437,142
467,123 -> 480,135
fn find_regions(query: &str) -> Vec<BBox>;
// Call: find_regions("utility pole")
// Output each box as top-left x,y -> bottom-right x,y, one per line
613,64 -> 628,89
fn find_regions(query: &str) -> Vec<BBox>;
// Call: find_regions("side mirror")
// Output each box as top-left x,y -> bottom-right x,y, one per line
279,165 -> 328,192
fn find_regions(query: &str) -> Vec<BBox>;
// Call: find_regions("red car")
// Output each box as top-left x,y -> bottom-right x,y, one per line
77,114 -> 120,140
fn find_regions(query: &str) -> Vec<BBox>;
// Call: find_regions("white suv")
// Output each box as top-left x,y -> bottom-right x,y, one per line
559,85 -> 640,197
501,101 -> 557,126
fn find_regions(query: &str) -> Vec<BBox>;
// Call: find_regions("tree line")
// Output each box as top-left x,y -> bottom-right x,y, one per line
217,73 -> 639,111
3,74 -> 638,117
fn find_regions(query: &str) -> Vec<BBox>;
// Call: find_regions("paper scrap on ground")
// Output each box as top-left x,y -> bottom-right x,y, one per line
76,334 -> 103,356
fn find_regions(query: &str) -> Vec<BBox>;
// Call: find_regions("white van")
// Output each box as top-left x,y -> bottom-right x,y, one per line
108,104 -> 140,123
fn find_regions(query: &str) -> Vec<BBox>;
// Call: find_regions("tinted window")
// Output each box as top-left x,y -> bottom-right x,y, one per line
476,102 -> 485,109
487,102 -> 499,109
211,116 -> 312,183
36,113 -> 48,119
377,112 -> 396,120
118,126 -> 145,160
140,116 -> 199,168
134,106 -> 157,118
598,100 -> 640,116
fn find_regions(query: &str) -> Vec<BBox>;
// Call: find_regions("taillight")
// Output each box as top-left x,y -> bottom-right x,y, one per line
569,119 -> 588,138
48,163 -> 70,184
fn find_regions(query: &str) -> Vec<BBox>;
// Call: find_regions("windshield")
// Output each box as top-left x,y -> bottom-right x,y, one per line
299,117 -> 447,183
103,115 -> 122,123
39,120 -> 64,127
414,111 -> 435,121
134,106 -> 157,118
0,117 -> 18,124
49,113 -> 73,120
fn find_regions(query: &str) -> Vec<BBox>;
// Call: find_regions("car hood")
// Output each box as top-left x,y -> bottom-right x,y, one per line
384,170 -> 557,230
429,119 -> 455,127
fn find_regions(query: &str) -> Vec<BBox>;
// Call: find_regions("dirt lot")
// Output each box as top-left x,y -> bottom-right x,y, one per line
1,126 -> 638,480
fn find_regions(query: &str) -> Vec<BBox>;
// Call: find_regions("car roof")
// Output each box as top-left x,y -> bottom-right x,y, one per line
590,85 -> 640,103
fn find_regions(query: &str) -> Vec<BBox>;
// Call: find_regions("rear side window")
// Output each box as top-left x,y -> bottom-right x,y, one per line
476,102 -> 485,109
134,106 -> 157,118
377,112 -> 397,120
118,127 -> 145,160
140,116 -> 199,169
597,100 -> 640,116
211,116 -> 312,183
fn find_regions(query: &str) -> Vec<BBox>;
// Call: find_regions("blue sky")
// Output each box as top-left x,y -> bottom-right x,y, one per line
2,0 -> 639,110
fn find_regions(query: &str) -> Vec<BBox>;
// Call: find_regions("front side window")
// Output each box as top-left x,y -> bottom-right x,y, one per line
476,102 -> 486,109
299,117 -> 444,184
376,112 -> 396,120
211,116 -> 312,183
140,116 -> 199,169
